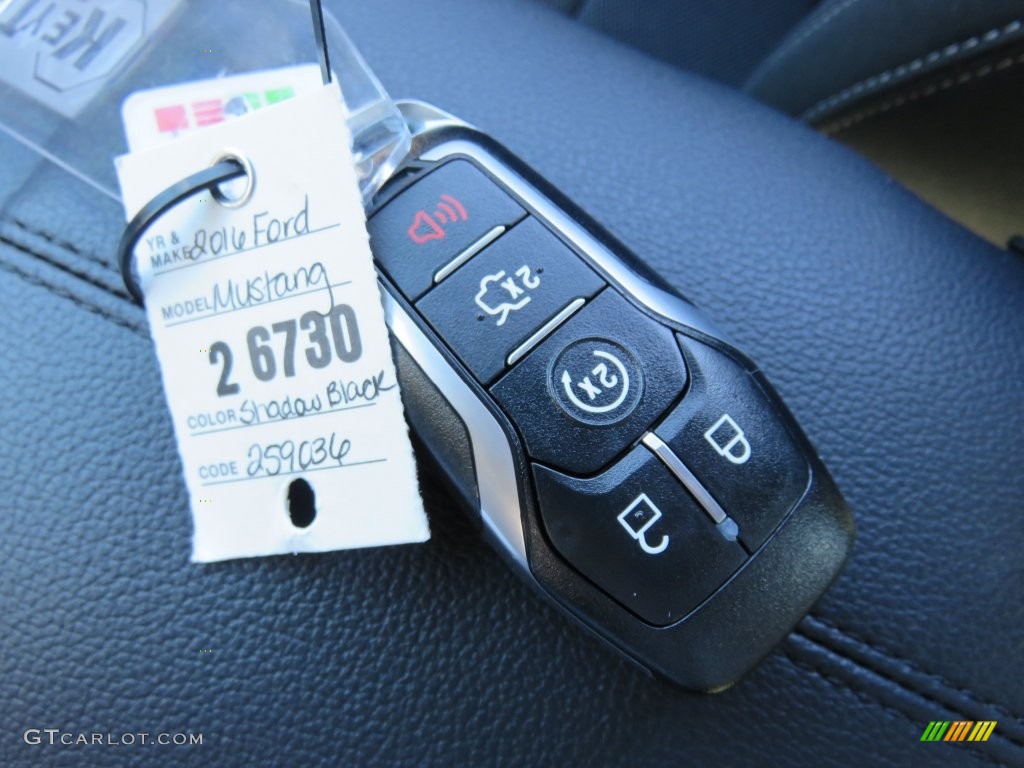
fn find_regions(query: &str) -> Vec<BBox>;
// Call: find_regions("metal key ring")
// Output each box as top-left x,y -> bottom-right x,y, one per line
117,158 -> 248,305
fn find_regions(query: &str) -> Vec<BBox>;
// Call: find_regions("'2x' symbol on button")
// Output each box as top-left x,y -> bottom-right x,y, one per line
561,350 -> 630,415
475,265 -> 541,326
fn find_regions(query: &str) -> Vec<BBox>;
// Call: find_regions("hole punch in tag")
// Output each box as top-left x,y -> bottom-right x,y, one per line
115,80 -> 429,562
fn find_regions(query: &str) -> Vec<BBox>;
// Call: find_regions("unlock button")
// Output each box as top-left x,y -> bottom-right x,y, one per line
655,338 -> 811,550
533,445 -> 747,626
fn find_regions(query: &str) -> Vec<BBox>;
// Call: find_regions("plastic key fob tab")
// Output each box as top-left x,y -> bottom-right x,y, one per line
369,102 -> 853,691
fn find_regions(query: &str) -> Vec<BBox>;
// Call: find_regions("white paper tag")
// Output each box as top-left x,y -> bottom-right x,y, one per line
115,83 -> 429,562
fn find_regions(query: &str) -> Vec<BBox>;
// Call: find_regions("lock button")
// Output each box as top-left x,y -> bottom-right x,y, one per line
654,338 -> 811,550
533,445 -> 748,626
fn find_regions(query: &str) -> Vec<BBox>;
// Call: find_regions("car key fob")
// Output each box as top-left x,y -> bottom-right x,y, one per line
367,101 -> 853,691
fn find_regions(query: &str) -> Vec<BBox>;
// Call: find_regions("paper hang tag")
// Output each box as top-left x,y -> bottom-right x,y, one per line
115,83 -> 429,562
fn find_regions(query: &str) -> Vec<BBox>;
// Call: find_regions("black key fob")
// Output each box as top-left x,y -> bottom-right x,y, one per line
367,101 -> 853,691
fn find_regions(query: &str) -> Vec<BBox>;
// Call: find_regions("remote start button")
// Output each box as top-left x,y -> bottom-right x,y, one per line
492,290 -> 686,475
549,337 -> 642,424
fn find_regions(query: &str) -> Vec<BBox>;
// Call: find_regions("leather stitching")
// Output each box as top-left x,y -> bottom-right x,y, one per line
0,230 -> 129,300
3,217 -> 1023,739
818,49 -> 1024,135
795,626 -> 1024,753
746,0 -> 868,91
804,19 -> 1023,125
806,615 -> 1024,725
2,214 -> 119,274
0,256 -> 145,337
784,652 -> 1009,767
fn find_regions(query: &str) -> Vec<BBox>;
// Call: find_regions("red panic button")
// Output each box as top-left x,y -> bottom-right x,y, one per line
368,160 -> 526,301
408,194 -> 469,244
